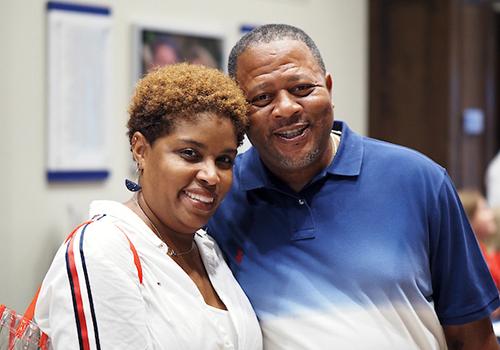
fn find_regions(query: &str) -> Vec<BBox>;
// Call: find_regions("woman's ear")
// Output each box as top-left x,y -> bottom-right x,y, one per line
131,132 -> 149,169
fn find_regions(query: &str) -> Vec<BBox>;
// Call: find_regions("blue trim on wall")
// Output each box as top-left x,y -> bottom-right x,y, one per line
240,25 -> 255,34
47,1 -> 111,16
47,170 -> 109,182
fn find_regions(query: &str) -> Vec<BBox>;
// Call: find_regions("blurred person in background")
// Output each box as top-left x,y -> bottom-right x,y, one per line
185,44 -> 219,68
33,64 -> 262,349
144,36 -> 179,73
459,189 -> 500,289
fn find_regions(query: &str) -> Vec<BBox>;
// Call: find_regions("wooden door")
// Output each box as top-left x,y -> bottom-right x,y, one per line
369,0 -> 498,190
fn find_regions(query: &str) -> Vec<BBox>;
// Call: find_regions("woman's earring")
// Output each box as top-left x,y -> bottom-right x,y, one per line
125,163 -> 142,192
125,179 -> 142,192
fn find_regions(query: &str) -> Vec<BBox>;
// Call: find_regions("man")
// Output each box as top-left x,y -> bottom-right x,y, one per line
208,24 -> 500,349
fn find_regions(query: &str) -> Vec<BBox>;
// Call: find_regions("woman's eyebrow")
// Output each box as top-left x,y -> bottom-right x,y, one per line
177,138 -> 205,149
177,139 -> 237,155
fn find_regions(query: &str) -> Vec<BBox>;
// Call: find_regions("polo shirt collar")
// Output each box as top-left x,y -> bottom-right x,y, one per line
238,120 -> 364,191
326,120 -> 364,176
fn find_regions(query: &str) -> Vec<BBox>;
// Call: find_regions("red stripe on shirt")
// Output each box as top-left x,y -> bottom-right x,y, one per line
67,233 -> 91,350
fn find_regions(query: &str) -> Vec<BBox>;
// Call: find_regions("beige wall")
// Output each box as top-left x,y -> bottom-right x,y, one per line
0,0 -> 367,310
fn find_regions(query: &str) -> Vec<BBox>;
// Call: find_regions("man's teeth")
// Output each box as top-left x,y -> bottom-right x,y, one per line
184,191 -> 214,204
276,126 -> 307,139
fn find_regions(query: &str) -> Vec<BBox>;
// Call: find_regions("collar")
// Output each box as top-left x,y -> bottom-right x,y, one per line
238,120 -> 364,191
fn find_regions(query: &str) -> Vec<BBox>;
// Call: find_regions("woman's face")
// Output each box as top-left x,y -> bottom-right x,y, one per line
472,198 -> 497,240
135,112 -> 238,235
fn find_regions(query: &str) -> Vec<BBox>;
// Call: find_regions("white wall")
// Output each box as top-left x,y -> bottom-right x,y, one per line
0,0 -> 367,310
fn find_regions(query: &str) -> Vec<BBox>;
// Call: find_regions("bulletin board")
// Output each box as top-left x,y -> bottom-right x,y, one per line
46,1 -> 112,182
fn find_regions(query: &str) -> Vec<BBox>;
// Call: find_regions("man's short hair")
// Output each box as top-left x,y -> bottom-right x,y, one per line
228,24 -> 326,79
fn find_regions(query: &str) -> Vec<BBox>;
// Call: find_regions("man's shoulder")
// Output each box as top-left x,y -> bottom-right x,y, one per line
349,135 -> 448,195
334,121 -> 445,179
361,136 -> 445,173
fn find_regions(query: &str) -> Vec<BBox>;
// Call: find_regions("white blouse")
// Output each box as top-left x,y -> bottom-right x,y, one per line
35,200 -> 262,350
207,305 -> 238,349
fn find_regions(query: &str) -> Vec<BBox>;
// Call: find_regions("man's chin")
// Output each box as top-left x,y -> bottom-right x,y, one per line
274,149 -> 320,171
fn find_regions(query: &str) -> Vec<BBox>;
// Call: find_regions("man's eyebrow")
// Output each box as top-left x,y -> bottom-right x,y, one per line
286,75 -> 303,82
247,75 -> 314,94
247,82 -> 271,95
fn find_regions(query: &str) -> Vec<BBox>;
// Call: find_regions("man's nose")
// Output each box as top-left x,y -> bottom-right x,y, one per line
197,160 -> 219,186
271,90 -> 301,118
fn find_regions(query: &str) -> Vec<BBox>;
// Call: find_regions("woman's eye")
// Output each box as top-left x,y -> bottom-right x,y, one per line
179,148 -> 200,161
250,93 -> 273,107
290,84 -> 317,97
216,155 -> 234,169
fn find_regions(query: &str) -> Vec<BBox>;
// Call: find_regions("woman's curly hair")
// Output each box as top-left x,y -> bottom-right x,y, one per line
127,63 -> 248,146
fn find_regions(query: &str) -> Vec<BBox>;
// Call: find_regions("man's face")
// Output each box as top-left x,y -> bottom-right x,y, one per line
235,39 -> 334,178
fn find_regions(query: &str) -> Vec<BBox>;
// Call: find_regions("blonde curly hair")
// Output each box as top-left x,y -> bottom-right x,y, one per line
128,63 -> 248,146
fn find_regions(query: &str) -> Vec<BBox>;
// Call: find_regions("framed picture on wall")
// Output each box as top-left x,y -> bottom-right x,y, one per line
132,23 -> 226,84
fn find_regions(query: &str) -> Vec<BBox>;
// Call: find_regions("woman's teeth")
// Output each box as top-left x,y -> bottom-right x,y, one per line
184,191 -> 214,204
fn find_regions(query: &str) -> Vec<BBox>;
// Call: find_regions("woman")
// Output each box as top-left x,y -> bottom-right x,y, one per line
34,64 -> 262,349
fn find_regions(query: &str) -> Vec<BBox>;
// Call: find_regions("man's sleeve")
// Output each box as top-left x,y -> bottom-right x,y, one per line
429,171 -> 500,325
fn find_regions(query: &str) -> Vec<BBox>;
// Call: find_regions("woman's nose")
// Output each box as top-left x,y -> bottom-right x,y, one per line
196,160 -> 219,186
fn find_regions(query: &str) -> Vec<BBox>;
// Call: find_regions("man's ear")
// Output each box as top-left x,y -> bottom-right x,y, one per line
130,132 -> 149,169
325,73 -> 333,95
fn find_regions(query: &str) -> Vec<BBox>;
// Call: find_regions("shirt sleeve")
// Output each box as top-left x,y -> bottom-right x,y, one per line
34,220 -> 151,350
429,171 -> 500,325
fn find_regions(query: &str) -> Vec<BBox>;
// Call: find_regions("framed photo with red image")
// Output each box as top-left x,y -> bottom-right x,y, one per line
132,23 -> 225,83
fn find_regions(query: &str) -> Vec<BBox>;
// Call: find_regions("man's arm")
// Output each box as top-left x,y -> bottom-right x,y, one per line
443,317 -> 499,350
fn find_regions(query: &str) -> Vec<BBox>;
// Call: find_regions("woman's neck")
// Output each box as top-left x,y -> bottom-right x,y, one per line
127,192 -> 195,255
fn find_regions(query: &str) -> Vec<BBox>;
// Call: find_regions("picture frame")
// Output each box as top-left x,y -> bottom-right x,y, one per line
132,23 -> 226,84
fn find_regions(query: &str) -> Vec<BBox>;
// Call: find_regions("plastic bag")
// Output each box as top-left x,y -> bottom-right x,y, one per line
0,305 -> 50,350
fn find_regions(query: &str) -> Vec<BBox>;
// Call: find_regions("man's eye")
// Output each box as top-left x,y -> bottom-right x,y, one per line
290,84 -> 317,97
179,148 -> 200,161
216,155 -> 234,169
250,93 -> 273,107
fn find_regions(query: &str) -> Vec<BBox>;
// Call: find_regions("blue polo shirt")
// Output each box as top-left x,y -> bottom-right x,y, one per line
208,121 -> 500,349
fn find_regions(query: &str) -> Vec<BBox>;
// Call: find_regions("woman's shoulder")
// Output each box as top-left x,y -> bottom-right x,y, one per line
83,200 -> 147,249
78,215 -> 127,242
58,215 -> 136,271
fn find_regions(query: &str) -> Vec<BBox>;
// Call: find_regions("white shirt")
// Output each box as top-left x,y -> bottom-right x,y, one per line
207,305 -> 238,349
35,200 -> 262,350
